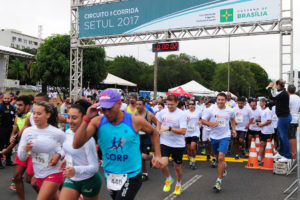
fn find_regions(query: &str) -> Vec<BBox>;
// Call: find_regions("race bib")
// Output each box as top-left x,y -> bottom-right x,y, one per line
164,131 -> 173,136
252,122 -> 258,128
138,130 -> 146,135
32,153 -> 49,167
107,173 -> 128,191
216,118 -> 226,127
65,155 -> 73,167
236,115 -> 243,123
187,125 -> 195,132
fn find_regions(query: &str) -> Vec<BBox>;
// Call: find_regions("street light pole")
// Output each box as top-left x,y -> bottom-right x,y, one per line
227,36 -> 231,92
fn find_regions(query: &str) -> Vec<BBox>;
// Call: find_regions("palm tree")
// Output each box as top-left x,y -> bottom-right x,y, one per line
8,58 -> 29,83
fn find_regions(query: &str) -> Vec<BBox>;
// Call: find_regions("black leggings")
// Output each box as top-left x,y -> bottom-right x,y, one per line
109,173 -> 142,200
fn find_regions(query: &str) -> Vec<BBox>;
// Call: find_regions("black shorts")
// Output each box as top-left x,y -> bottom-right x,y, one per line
248,130 -> 261,137
288,123 -> 298,139
185,136 -> 199,144
140,144 -> 152,155
160,144 -> 185,165
109,173 -> 142,200
235,131 -> 247,140
260,133 -> 273,142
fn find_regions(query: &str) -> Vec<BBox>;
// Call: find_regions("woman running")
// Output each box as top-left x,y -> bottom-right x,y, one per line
18,101 -> 65,200
59,104 -> 102,200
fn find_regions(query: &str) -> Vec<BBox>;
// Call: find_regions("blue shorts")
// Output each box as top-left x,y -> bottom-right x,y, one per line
210,137 -> 231,155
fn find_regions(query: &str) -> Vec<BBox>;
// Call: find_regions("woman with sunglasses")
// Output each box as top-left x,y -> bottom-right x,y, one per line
185,100 -> 202,169
18,101 -> 65,200
59,103 -> 102,200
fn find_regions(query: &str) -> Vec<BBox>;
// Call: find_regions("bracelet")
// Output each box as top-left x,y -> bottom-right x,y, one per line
168,127 -> 172,131
83,116 -> 91,123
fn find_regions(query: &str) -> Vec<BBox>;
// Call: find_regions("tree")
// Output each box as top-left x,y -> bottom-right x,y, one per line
8,58 -> 28,84
191,59 -> 217,88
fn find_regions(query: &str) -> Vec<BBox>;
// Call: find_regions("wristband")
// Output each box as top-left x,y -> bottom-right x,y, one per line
168,127 -> 172,131
83,116 -> 91,123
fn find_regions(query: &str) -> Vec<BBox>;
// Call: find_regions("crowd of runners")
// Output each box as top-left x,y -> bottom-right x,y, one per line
0,78 -> 299,199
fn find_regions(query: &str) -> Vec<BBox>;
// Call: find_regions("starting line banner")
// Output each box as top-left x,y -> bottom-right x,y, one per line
78,0 -> 280,38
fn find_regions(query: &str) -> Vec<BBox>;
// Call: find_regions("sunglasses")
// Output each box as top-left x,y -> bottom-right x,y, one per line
189,103 -> 195,105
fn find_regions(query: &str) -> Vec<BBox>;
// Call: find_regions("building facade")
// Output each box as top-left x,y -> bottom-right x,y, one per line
0,29 -> 43,50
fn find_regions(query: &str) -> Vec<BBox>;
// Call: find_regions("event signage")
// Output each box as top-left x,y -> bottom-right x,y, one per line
152,42 -> 179,53
78,0 -> 280,38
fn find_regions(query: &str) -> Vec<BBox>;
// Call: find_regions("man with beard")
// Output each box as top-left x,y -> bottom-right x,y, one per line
0,93 -> 16,168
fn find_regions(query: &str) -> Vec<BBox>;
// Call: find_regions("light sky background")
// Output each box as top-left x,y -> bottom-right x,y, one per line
0,0 -> 299,80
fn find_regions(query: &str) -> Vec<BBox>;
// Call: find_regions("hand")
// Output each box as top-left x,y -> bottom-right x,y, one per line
210,122 -> 218,127
159,127 -> 169,135
10,135 -> 17,144
267,82 -> 274,89
48,153 -> 61,166
232,130 -> 237,138
187,117 -> 191,122
151,156 -> 167,169
258,123 -> 263,128
24,141 -> 33,152
58,159 -> 66,170
198,120 -> 202,126
245,125 -> 249,130
85,103 -> 100,120
63,167 -> 75,178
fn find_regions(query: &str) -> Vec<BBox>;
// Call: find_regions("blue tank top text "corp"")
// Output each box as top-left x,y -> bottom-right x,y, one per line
98,112 -> 141,178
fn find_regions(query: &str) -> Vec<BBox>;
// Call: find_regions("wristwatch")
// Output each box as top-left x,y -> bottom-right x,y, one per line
168,127 -> 172,131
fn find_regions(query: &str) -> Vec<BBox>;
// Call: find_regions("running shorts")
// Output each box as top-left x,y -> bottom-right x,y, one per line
14,154 -> 34,175
210,137 -> 231,155
63,172 -> 102,198
140,144 -> 152,155
235,131 -> 247,140
35,172 -> 64,188
160,144 -> 185,165
260,133 -> 273,142
288,123 -> 298,139
248,130 -> 261,137
185,136 -> 199,144
109,173 -> 142,200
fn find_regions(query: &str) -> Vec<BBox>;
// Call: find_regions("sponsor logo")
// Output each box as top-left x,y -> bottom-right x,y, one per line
109,137 -> 126,152
83,189 -> 93,193
220,8 -> 233,22
100,94 -> 111,101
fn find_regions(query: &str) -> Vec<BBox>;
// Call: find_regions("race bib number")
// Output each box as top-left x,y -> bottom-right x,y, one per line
187,125 -> 195,132
107,173 -> 127,191
235,115 -> 243,123
32,153 -> 49,167
164,131 -> 173,136
65,155 -> 73,167
216,118 -> 226,127
138,130 -> 146,135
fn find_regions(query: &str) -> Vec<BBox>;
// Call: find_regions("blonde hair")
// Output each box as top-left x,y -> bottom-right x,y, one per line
276,79 -> 286,89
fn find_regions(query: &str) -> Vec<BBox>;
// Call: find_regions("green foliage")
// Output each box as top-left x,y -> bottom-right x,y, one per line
8,58 -> 28,84
191,58 -> 217,88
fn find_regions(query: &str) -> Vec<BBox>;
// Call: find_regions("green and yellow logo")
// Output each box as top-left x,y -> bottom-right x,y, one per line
220,8 -> 233,22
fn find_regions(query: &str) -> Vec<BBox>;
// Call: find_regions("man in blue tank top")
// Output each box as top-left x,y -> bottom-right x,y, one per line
73,89 -> 166,200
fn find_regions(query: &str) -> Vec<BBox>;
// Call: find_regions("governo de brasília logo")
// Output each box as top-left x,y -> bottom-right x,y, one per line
220,8 -> 233,22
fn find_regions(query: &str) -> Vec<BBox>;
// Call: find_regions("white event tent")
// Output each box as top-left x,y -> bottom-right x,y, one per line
101,73 -> 137,87
168,80 -> 216,97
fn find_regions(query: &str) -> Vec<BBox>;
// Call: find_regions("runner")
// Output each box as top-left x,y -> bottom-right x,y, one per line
136,98 -> 157,181
18,101 -> 65,200
233,97 -> 253,159
202,92 -> 236,192
73,89 -> 165,200
248,99 -> 262,153
59,104 -> 102,200
185,100 -> 201,170
287,84 -> 300,159
126,93 -> 138,114
226,92 -> 236,108
156,94 -> 187,195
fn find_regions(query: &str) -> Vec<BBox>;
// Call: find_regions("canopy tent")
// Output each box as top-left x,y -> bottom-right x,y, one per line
0,45 -> 35,59
168,80 -> 216,97
101,73 -> 137,87
167,86 -> 193,97
215,91 -> 237,99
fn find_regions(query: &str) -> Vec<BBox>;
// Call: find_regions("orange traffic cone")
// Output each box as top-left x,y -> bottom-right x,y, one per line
255,134 -> 260,153
245,138 -> 261,169
261,139 -> 274,170
271,139 -> 277,155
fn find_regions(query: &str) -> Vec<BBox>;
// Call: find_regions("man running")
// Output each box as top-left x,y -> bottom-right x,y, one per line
248,99 -> 262,153
156,94 -> 187,195
136,98 -> 157,181
73,89 -> 165,200
202,92 -> 236,192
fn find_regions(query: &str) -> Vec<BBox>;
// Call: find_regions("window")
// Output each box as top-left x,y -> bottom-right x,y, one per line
18,38 -> 22,42
12,36 -> 16,41
24,39 -> 27,44
16,44 -> 19,48
11,43 -> 14,47
34,42 -> 38,46
29,40 -> 33,44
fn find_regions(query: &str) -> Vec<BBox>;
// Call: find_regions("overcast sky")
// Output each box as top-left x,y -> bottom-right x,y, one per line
0,0 -> 299,80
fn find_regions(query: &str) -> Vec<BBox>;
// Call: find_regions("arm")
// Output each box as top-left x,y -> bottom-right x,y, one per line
245,118 -> 254,130
9,117 -> 19,143
17,130 -> 29,161
201,120 -> 218,127
258,120 -> 272,128
170,127 -> 186,135
149,112 -> 157,127
230,117 -> 237,137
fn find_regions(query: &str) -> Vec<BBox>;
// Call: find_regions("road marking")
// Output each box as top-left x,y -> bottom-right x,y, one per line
163,174 -> 203,200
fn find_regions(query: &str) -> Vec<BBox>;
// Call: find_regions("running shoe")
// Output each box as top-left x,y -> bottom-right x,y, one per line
141,173 -> 148,182
210,158 -> 217,168
213,181 -> 221,192
173,185 -> 182,195
206,154 -> 211,162
235,154 -> 240,160
9,181 -> 16,191
163,179 -> 173,192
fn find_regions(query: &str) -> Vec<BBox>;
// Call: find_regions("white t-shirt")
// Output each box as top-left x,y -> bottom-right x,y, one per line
271,106 -> 278,129
233,106 -> 253,132
185,109 -> 202,137
18,125 -> 65,178
249,108 -> 261,131
260,108 -> 274,134
63,129 -> 99,181
157,108 -> 187,148
289,94 -> 300,124
202,106 -> 234,140
120,103 -> 127,111
226,99 -> 236,108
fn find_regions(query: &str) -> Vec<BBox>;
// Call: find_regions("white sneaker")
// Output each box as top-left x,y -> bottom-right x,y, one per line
273,153 -> 283,160
277,157 -> 291,163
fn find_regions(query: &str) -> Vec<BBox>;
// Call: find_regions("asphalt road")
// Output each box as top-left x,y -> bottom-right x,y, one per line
0,159 -> 298,200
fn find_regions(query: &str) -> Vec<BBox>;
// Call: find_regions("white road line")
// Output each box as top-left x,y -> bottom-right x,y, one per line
163,174 -> 203,200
